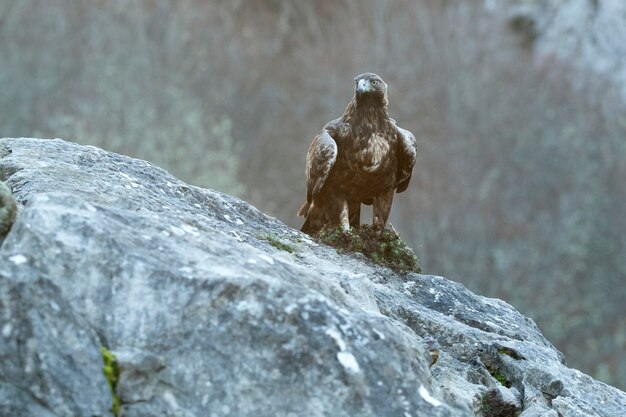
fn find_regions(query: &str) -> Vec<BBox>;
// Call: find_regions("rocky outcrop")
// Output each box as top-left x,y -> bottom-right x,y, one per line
0,138 -> 624,417
504,0 -> 626,102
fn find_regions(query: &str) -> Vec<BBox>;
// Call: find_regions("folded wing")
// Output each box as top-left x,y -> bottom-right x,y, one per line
395,126 -> 417,193
298,128 -> 338,218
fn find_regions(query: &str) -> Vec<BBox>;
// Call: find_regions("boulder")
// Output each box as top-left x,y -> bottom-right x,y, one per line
0,138 -> 624,416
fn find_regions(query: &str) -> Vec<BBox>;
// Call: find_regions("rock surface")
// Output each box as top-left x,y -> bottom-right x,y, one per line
503,0 -> 626,102
0,138 -> 624,417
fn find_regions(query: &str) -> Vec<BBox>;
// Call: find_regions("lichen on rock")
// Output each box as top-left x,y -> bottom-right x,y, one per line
0,138 -> 624,417
316,225 -> 421,273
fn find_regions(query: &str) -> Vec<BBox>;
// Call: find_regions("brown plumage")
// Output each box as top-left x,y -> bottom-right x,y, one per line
298,73 -> 417,234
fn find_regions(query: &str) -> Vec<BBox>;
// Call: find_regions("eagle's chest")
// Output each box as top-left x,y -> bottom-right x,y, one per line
347,133 -> 393,174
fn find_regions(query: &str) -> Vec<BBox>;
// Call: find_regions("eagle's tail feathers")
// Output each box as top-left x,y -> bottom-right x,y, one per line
300,215 -> 313,234
301,216 -> 324,235
300,202 -> 325,235
297,201 -> 310,218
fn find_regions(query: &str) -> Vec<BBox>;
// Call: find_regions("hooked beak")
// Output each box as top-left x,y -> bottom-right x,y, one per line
357,79 -> 371,93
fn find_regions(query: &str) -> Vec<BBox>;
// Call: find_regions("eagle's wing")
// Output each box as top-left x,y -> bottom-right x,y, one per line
395,124 -> 417,193
305,121 -> 340,203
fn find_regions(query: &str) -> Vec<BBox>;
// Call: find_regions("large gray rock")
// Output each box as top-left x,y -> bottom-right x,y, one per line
0,138 -> 624,417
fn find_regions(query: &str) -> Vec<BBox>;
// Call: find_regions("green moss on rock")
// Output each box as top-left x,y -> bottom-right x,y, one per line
487,365 -> 512,388
315,225 -> 421,273
0,181 -> 17,236
258,234 -> 297,254
100,346 -> 121,417
493,371 -> 509,387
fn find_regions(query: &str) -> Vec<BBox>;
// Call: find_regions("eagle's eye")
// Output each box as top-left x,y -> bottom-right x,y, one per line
371,80 -> 379,86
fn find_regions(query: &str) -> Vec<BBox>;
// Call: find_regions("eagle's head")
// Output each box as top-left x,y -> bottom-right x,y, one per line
354,73 -> 388,106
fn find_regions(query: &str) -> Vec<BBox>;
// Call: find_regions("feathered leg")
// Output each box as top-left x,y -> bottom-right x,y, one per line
337,200 -> 349,232
348,202 -> 361,229
372,189 -> 394,234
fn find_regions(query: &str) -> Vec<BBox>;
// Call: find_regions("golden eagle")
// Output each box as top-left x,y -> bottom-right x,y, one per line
298,73 -> 417,234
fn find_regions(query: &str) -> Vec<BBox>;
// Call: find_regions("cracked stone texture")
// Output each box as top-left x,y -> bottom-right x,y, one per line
0,138 -> 624,417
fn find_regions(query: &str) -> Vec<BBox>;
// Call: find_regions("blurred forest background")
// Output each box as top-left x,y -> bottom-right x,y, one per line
1,0 -> 625,389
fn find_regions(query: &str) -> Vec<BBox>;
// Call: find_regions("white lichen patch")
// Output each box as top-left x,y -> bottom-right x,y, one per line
404,281 -> 416,295
327,327 -> 361,373
337,351 -> 360,373
179,266 -> 194,275
169,225 -> 186,237
163,390 -> 180,410
299,235 -> 318,246
2,323 -> 12,337
372,328 -> 386,340
230,231 -> 244,242
338,321 -> 353,335
118,171 -> 143,188
84,202 -> 97,212
418,384 -> 442,407
235,299 -> 264,317
325,328 -> 347,351
8,254 -> 28,265
181,223 -> 199,236
258,254 -> 275,265
428,287 -> 443,302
